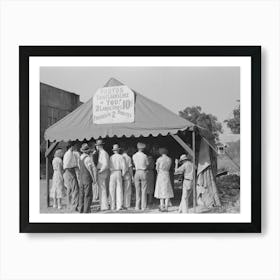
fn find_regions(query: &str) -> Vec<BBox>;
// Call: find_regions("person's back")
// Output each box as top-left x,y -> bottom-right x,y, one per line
175,155 -> 193,213
80,154 -> 93,185
63,148 -> 78,169
133,143 -> 149,210
51,151 -> 64,209
122,151 -> 133,209
96,140 -> 109,211
53,157 -> 62,173
123,153 -> 132,172
182,161 -> 193,180
110,153 -> 125,173
154,148 -> 174,211
63,145 -> 79,212
109,145 -> 125,210
175,159 -> 193,180
78,144 -> 94,213
97,148 -> 109,172
157,155 -> 171,172
132,151 -> 148,170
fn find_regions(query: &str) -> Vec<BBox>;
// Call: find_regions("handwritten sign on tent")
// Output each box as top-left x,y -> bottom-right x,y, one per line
92,85 -> 135,124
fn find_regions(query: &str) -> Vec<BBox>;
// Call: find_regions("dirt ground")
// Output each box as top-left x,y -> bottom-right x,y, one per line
40,179 -> 180,214
40,174 -> 240,214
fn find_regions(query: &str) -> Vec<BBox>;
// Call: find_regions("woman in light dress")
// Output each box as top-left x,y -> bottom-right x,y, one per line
154,148 -> 174,212
50,149 -> 65,209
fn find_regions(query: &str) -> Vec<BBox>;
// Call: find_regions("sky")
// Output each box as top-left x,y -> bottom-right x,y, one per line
40,66 -> 240,133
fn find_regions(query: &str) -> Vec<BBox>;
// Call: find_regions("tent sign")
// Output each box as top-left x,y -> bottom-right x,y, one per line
92,85 -> 135,124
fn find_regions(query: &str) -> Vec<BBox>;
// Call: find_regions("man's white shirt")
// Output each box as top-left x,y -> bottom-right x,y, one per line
132,151 -> 149,170
97,149 -> 109,172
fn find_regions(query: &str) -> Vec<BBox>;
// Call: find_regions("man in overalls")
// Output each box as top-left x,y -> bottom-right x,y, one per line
63,141 -> 80,212
78,143 -> 97,213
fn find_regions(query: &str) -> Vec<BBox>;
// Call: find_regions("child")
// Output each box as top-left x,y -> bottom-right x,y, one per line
154,148 -> 174,212
50,149 -> 64,210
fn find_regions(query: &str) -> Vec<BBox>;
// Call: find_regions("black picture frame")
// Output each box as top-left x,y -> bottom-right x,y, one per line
19,46 -> 261,233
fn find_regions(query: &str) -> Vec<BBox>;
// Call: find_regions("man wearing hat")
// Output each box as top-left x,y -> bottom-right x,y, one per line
78,143 -> 96,213
109,144 -> 126,211
132,142 -> 149,210
175,154 -> 194,213
96,139 -> 110,210
63,141 -> 80,212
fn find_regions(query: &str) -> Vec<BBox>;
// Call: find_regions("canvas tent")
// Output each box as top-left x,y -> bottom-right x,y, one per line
44,78 -> 212,209
45,78 -> 196,142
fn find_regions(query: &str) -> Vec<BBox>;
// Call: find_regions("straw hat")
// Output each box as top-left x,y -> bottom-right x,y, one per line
112,144 -> 120,151
137,142 -> 146,150
80,143 -> 92,153
96,139 -> 105,146
179,154 -> 192,162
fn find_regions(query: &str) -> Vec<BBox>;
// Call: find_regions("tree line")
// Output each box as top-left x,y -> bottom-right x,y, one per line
179,101 -> 240,143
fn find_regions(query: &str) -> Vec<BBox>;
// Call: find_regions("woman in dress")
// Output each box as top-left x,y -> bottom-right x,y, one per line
50,149 -> 65,209
154,148 -> 174,212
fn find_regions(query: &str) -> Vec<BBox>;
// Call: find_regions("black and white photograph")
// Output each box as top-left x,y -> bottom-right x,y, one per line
3,1 -> 280,279
19,46 -> 260,233
40,67 -> 240,215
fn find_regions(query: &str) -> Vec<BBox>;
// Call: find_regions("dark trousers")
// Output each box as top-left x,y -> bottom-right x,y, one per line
78,183 -> 93,213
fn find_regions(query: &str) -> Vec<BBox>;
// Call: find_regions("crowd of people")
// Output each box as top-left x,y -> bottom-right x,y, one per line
50,139 -> 194,213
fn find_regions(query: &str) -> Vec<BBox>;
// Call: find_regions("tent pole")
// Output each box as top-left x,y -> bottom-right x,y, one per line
45,140 -> 58,158
192,130 -> 196,213
170,134 -> 194,158
46,140 -> 50,208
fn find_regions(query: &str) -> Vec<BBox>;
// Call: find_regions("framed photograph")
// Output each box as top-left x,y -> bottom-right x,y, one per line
20,46 -> 261,233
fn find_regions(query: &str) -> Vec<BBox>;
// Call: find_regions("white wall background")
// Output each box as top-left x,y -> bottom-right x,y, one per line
0,0 -> 279,279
